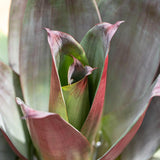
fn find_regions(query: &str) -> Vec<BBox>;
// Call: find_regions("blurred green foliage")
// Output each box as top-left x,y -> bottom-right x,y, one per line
0,32 -> 8,64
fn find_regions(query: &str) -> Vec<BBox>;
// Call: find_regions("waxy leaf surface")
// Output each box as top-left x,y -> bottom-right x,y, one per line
97,75 -> 160,160
0,62 -> 29,160
17,98 -> 91,160
19,0 -> 100,111
80,22 -> 123,143
8,0 -> 28,73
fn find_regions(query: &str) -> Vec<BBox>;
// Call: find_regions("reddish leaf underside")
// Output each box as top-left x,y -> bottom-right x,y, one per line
49,59 -> 68,121
99,75 -> 160,160
16,98 -> 91,160
81,56 -> 108,142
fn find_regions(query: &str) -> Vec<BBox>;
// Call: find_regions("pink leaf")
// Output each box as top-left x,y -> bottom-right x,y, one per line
16,98 -> 91,160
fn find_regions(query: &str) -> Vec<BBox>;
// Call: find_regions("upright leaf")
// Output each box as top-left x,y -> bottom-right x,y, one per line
81,21 -> 124,103
8,0 -> 28,73
45,29 -> 89,120
80,22 -> 123,143
16,98 -> 91,160
0,61 -> 30,160
19,0 -> 100,111
62,57 -> 94,130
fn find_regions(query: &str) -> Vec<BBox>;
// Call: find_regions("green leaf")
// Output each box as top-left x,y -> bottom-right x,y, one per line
119,98 -> 160,160
62,78 -> 90,130
16,98 -> 91,160
81,21 -> 124,104
0,61 -> 30,159
97,75 -> 160,159
80,22 -> 123,143
8,0 -> 28,74
19,0 -> 100,111
62,58 -> 94,130
0,32 -> 8,64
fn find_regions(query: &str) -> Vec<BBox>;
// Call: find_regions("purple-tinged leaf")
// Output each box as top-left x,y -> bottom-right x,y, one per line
98,0 -> 160,114
19,0 -> 100,112
45,29 -> 89,120
49,59 -> 68,121
45,28 -> 88,85
80,22 -> 123,143
62,57 -> 95,130
16,98 -> 91,160
0,61 -> 30,159
119,96 -> 160,159
97,75 -> 160,160
68,56 -> 94,84
8,0 -> 28,74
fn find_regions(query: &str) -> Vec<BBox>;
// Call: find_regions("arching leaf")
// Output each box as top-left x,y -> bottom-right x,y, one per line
16,98 -> 91,160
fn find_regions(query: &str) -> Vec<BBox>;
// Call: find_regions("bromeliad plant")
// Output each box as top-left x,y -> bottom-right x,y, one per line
0,0 -> 160,160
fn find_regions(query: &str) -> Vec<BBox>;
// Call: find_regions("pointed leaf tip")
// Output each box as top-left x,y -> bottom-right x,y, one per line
115,20 -> 125,27
104,21 -> 124,43
16,98 -> 52,119
16,97 -> 23,106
